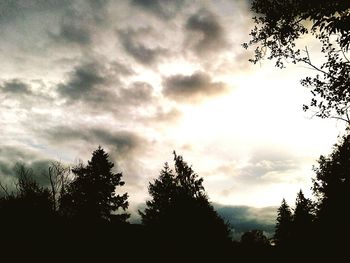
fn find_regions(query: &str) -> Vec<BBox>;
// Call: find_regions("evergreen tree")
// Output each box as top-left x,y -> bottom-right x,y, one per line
292,190 -> 314,248
274,198 -> 292,248
293,190 -> 314,240
60,146 -> 129,222
140,152 -> 231,259
312,133 -> 350,250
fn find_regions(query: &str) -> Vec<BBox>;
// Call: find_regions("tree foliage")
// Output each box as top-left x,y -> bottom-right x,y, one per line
274,198 -> 292,248
312,133 -> 350,243
140,152 -> 231,257
241,229 -> 269,247
244,0 -> 350,121
292,190 -> 314,247
60,146 -> 129,222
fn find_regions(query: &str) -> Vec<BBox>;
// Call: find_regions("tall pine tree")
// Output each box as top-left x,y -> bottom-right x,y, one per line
140,152 -> 231,259
60,146 -> 129,222
292,190 -> 314,249
274,198 -> 292,248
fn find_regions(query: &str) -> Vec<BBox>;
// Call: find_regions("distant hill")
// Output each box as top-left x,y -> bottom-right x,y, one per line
214,204 -> 277,240
133,202 -> 276,240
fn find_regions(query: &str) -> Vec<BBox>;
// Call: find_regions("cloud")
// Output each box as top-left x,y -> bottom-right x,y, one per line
185,9 -> 227,55
57,62 -> 107,101
214,204 -> 277,240
49,23 -> 91,46
119,81 -> 155,106
57,62 -> 156,112
42,126 -> 146,157
0,146 -> 55,194
92,129 -> 144,156
0,78 -> 53,111
162,71 -> 229,103
0,79 -> 32,95
118,28 -> 167,65
149,107 -> 182,123
131,0 -> 185,20
240,149 -> 302,184
0,0 -> 70,24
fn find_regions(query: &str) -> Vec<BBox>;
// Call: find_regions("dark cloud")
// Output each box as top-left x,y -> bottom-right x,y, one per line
162,71 -> 229,103
0,146 -> 35,161
118,28 -> 167,65
92,129 -> 144,156
49,23 -> 91,46
131,0 -> 185,20
0,79 -> 32,95
185,9 -> 227,55
56,60 -> 158,114
214,204 -> 277,240
0,146 -> 55,193
0,0 -> 70,24
0,160 -> 13,178
43,126 -> 145,156
57,62 -> 106,100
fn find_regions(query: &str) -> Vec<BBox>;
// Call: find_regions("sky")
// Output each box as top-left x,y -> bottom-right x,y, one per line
0,0 -> 345,232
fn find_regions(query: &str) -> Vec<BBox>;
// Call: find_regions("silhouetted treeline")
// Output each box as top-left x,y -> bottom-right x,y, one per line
1,137 -> 350,261
272,133 -> 350,261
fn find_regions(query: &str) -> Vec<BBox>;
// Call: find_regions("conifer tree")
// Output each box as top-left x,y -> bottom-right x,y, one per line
274,198 -> 292,248
61,146 -> 129,222
140,152 -> 231,258
292,190 -> 314,248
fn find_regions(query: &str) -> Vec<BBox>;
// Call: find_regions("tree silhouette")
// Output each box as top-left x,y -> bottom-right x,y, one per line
241,229 -> 269,248
244,0 -> 350,121
45,161 -> 71,213
140,152 -> 231,259
291,190 -> 314,250
312,133 -> 350,251
60,146 -> 129,222
0,163 -> 53,216
274,198 -> 292,248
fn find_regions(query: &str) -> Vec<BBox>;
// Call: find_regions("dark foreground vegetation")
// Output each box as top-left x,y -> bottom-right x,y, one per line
1,132 -> 350,262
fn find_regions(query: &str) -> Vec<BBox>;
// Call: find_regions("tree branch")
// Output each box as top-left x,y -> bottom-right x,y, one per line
0,181 -> 10,197
303,46 -> 335,78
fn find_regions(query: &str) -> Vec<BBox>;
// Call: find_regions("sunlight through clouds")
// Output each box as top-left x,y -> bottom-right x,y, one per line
0,0 -> 344,213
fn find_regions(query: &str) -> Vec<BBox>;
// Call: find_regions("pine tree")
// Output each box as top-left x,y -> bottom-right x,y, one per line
292,190 -> 314,248
274,198 -> 292,248
61,146 -> 129,222
140,152 -> 231,259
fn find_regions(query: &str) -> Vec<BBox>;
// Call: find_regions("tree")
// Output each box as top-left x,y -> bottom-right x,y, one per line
292,190 -> 314,248
44,161 -> 71,212
60,146 -> 129,222
12,163 -> 53,216
244,0 -> 350,121
312,133 -> 350,249
140,152 -> 231,259
274,198 -> 293,248
241,229 -> 269,248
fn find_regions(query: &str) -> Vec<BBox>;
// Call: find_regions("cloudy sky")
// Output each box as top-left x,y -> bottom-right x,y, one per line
0,0 -> 345,228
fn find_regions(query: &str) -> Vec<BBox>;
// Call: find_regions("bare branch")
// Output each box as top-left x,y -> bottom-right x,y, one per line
0,181 -> 10,197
